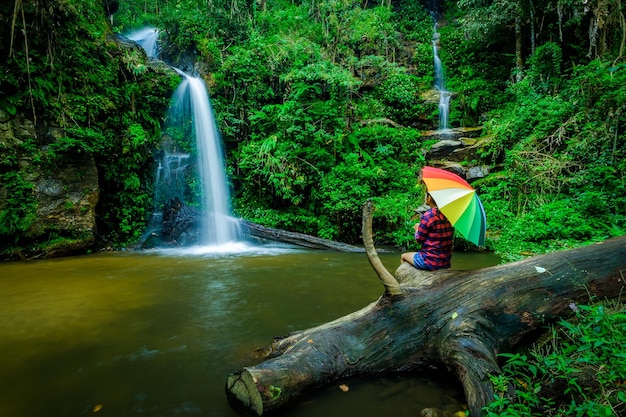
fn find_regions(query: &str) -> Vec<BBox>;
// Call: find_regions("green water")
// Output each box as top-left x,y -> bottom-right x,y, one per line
0,245 -> 499,417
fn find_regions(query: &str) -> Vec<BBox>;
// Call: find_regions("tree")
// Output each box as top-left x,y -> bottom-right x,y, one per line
225,202 -> 626,416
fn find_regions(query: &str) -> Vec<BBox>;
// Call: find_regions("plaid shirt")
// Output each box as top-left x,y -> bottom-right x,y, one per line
415,207 -> 454,269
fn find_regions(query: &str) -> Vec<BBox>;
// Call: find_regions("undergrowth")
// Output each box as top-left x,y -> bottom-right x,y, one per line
484,300 -> 626,416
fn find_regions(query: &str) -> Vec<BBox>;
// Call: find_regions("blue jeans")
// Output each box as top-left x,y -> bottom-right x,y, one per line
413,252 -> 432,270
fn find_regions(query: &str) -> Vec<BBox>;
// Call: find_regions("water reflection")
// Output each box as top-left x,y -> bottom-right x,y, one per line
0,247 -> 499,417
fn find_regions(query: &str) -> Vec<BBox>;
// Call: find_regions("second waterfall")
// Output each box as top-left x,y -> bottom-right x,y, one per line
431,13 -> 451,130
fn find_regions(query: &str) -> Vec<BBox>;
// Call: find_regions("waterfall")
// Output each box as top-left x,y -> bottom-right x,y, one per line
170,72 -> 242,245
431,15 -> 451,130
127,28 -> 243,248
126,27 -> 160,58
153,153 -> 192,212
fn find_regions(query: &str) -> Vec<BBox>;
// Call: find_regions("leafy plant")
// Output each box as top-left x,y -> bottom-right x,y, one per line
484,301 -> 626,416
0,171 -> 37,238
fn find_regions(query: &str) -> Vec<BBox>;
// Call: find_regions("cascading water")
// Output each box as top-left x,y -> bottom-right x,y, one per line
126,27 -> 160,58
169,71 -> 242,245
127,27 -> 242,248
431,14 -> 451,130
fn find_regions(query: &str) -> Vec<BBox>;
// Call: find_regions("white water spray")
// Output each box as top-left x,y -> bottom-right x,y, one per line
126,27 -> 159,58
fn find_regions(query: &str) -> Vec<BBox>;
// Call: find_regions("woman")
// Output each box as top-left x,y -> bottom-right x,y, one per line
401,193 -> 454,270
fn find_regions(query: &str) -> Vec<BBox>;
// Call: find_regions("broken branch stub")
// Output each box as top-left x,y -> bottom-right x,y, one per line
361,199 -> 403,296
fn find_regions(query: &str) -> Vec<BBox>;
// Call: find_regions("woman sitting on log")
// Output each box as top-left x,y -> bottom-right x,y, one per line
401,193 -> 454,270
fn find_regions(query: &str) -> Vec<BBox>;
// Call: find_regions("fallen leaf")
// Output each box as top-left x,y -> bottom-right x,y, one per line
93,404 -> 103,413
307,339 -> 313,343
339,384 -> 349,392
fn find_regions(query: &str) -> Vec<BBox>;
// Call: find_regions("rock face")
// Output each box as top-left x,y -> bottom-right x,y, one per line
31,156 -> 100,249
0,110 -> 100,259
0,22 -> 177,260
422,127 -> 491,181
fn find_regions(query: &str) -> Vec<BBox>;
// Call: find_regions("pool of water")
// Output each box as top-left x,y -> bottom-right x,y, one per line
0,244 -> 499,417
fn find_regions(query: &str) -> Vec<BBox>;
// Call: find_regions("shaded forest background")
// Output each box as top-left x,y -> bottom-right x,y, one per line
0,0 -> 624,260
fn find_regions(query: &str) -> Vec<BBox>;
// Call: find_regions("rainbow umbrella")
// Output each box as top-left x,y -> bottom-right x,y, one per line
421,166 -> 486,246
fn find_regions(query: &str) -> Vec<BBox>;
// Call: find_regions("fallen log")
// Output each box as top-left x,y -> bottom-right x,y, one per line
242,220 -> 367,252
226,201 -> 626,416
157,198 -> 367,251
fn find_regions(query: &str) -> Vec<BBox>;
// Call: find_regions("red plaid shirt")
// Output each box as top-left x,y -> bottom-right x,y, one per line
415,207 -> 454,269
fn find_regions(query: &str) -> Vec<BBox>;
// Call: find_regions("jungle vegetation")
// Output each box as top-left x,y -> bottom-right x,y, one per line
114,0 -> 624,261
1,1 -> 625,414
1,0 -> 624,260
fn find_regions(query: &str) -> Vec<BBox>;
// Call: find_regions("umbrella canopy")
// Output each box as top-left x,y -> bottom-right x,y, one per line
421,166 -> 486,246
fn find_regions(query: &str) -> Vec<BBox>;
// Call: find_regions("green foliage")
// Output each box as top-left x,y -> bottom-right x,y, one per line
46,128 -> 106,162
269,385 -> 282,400
482,195 -> 615,261
236,122 -> 424,243
317,153 -> 382,241
3,0 -> 626,256
0,139 -> 39,249
0,0 -> 176,250
396,0 -> 432,42
284,59 -> 361,101
0,171 -> 37,238
375,65 -> 424,125
484,302 -> 626,416
313,127 -> 423,242
439,23 -> 510,127
113,0 -> 167,30
526,42 -> 563,95
477,58 -> 625,259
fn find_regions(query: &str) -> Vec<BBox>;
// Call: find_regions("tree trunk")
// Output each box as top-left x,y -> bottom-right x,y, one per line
515,0 -> 524,82
156,199 -> 366,251
242,221 -> 367,252
226,203 -> 626,416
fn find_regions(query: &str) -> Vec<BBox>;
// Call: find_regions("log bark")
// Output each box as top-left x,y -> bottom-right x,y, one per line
226,204 -> 626,416
242,220 -> 367,252
362,200 -> 402,295
158,199 -> 366,252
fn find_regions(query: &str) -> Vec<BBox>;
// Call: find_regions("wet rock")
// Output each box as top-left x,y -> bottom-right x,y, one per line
466,165 -> 489,180
432,162 -> 466,178
428,161 -> 489,182
420,126 -> 491,182
0,114 -> 100,259
426,139 -> 463,159
421,127 -> 483,142
30,155 -> 99,238
448,137 -> 488,163
422,128 -> 485,164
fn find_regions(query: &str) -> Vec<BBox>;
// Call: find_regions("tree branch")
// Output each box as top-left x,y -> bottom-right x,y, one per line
361,199 -> 403,296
